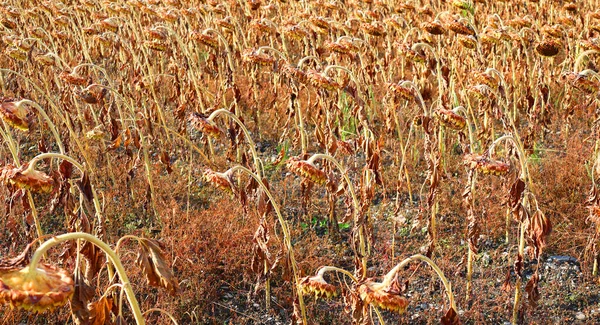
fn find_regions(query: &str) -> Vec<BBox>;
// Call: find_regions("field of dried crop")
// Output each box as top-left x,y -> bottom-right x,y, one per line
1,0 -> 600,324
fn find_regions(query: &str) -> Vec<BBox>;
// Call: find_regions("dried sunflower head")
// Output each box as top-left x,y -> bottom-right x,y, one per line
192,31 -> 219,49
306,70 -> 341,91
358,279 -> 409,314
0,163 -> 54,193
464,154 -> 510,176
421,20 -> 446,35
447,19 -> 476,36
284,24 -> 308,41
458,34 -> 478,49
189,112 -> 221,138
535,39 -> 561,57
281,64 -> 308,84
386,83 -> 414,101
299,273 -> 338,299
287,157 -> 328,185
59,71 -> 88,86
203,169 -> 235,193
435,108 -> 466,130
0,99 -> 32,131
242,48 -> 275,66
0,264 -> 74,312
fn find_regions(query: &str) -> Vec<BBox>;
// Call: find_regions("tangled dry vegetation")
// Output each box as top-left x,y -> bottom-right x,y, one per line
1,0 -> 600,324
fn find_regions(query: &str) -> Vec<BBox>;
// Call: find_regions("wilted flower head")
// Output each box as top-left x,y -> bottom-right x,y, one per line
447,19 -> 476,36
287,157 -> 328,185
0,163 -> 54,193
299,273 -> 338,299
59,71 -> 88,86
458,34 -> 478,49
358,279 -> 409,314
281,64 -> 308,84
306,70 -> 341,91
361,21 -> 386,37
0,99 -> 32,131
421,20 -> 446,35
203,169 -> 235,193
189,112 -> 222,138
563,71 -> 600,94
242,48 -> 275,66
464,154 -> 510,176
435,108 -> 466,130
192,31 -> 219,49
310,16 -> 330,34
387,83 -> 414,101
535,39 -> 561,57
284,24 -> 308,41
0,264 -> 74,312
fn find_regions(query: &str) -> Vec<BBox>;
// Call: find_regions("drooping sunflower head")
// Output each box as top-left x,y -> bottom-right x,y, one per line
358,279 -> 409,314
0,264 -> 74,312
287,157 -> 328,185
299,273 -> 338,299
0,99 -> 32,131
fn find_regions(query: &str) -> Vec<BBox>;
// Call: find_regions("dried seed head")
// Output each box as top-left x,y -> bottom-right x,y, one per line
287,157 -> 328,185
464,154 -> 510,176
192,31 -> 219,49
0,264 -> 74,312
281,64 -> 308,84
447,19 -> 476,36
6,48 -> 27,61
35,53 -> 56,67
299,274 -> 338,299
16,39 -> 35,52
74,88 -> 102,104
0,100 -> 31,131
0,18 -> 16,29
435,108 -> 466,130
358,280 -> 409,314
100,17 -> 120,32
0,163 -> 54,193
242,48 -> 275,66
361,21 -> 386,37
250,19 -> 275,34
159,9 -> 178,23
310,16 -> 330,34
306,70 -> 341,91
458,34 -> 478,49
145,40 -> 168,51
284,25 -> 308,41
472,72 -> 498,89
59,71 -> 87,86
402,45 -> 427,63
189,112 -> 222,138
563,72 -> 600,94
215,17 -> 235,30
563,2 -> 577,12
325,41 -> 351,55
386,83 -> 414,101
421,20 -> 446,35
467,84 -> 495,100
535,39 -> 561,57
507,16 -> 532,29
247,0 -> 261,10
203,169 -> 235,193
146,27 -> 168,41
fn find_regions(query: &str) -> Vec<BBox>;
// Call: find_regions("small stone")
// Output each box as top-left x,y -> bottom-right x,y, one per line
575,312 -> 586,320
